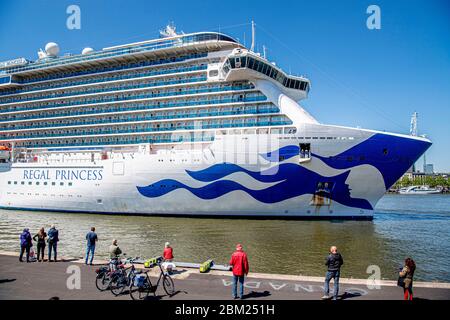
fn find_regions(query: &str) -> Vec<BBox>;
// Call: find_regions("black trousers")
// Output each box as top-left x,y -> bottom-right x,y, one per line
37,242 -> 46,260
19,245 -> 31,262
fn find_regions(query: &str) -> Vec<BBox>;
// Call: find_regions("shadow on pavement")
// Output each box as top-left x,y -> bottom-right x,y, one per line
242,290 -> 271,299
340,291 -> 362,300
166,290 -> 188,298
62,258 -> 81,262
169,269 -> 188,276
0,279 -> 16,284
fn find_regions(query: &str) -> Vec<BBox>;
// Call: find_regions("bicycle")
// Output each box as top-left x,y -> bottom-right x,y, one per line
129,257 -> 175,300
109,257 -> 140,296
95,258 -> 122,291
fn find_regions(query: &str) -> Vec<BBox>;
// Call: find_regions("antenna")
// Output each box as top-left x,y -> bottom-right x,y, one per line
250,20 -> 255,52
263,45 -> 267,59
409,112 -> 418,172
160,22 -> 178,38
410,112 -> 418,136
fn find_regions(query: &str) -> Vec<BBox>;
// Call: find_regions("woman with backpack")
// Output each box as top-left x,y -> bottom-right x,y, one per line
399,257 -> 416,300
19,228 -> 33,262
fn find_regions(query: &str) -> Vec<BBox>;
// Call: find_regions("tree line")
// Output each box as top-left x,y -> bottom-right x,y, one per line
393,175 -> 449,189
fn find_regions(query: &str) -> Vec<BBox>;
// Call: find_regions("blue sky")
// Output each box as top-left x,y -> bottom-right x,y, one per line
1,0 -> 449,171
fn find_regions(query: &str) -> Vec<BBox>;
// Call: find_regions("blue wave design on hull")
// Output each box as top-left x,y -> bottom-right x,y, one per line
137,163 -> 373,210
312,133 -> 431,189
136,133 -> 430,210
260,145 -> 300,162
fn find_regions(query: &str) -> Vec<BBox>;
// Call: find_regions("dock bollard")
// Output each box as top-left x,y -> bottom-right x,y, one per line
199,259 -> 214,273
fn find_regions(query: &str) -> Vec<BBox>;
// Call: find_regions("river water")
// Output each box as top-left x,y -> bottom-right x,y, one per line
0,194 -> 449,282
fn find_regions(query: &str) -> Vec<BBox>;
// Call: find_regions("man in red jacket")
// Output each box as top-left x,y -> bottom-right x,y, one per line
229,243 -> 249,299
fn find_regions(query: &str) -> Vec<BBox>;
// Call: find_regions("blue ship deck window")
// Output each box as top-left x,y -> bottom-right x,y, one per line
0,75 -> 11,84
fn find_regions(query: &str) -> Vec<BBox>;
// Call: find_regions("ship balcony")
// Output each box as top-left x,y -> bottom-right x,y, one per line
0,75 -> 22,89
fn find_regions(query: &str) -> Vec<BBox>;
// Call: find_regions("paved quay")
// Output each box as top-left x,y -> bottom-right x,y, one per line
0,252 -> 449,300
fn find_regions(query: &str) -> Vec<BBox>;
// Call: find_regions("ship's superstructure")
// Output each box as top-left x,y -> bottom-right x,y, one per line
0,26 -> 431,219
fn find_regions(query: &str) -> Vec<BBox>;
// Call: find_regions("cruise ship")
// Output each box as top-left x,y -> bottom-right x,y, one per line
0,25 -> 431,219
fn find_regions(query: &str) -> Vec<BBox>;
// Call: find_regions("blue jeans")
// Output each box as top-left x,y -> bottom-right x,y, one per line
232,275 -> 245,298
85,245 -> 95,264
324,270 -> 340,299
48,242 -> 57,261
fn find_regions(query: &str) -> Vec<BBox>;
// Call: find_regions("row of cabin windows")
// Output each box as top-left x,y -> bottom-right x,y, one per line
1,62 -> 207,98
0,73 -> 207,105
0,92 -> 267,122
7,181 -> 73,186
0,82 -> 255,113
0,103 -> 279,131
1,52 -> 208,90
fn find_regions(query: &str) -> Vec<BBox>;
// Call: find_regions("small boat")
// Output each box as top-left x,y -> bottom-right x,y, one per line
399,185 -> 442,195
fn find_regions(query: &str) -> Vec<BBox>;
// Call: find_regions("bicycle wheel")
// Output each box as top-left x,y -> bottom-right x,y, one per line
95,273 -> 111,291
162,274 -> 175,296
110,272 -> 128,296
129,279 -> 151,300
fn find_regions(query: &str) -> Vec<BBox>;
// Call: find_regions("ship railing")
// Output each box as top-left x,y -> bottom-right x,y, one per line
0,107 -> 281,131
0,84 -> 256,113
0,74 -> 208,105
0,64 -> 208,98
3,119 -> 291,140
0,95 -> 268,122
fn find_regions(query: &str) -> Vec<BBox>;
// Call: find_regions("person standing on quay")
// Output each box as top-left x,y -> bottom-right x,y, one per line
19,228 -> 33,262
163,242 -> 174,262
229,243 -> 249,299
33,227 -> 47,262
399,257 -> 416,300
47,225 -> 59,262
85,227 -> 98,265
322,246 -> 344,300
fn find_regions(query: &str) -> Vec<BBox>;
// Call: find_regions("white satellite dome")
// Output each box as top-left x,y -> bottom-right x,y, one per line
45,42 -> 60,57
81,47 -> 94,55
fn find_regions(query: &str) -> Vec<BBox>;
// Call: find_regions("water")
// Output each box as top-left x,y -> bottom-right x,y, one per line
1,194 -> 449,282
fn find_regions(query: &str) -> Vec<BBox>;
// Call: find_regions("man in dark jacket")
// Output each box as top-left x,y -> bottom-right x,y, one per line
322,246 -> 344,300
47,225 -> 59,262
85,227 -> 98,265
229,244 -> 249,299
19,228 -> 33,262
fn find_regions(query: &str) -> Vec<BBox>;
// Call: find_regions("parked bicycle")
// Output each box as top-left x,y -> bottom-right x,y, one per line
109,257 -> 140,296
129,257 -> 175,300
94,255 -> 129,292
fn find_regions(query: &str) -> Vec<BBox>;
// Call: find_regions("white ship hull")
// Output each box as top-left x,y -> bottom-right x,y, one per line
0,126 -> 432,220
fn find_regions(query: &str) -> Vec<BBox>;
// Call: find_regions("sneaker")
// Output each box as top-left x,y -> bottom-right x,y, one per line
321,295 -> 331,300
233,296 -> 238,299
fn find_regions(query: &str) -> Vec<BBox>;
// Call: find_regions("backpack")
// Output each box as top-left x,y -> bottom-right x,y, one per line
29,247 -> 37,262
